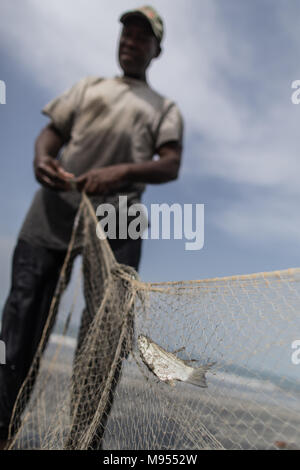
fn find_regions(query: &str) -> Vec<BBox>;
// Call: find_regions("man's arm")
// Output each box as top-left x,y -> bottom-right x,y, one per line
34,123 -> 74,191
75,142 -> 182,194
126,141 -> 182,183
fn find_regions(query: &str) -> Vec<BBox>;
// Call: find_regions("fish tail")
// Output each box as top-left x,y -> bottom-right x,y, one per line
187,362 -> 215,388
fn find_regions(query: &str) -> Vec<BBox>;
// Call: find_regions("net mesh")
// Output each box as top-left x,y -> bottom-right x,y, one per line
6,194 -> 300,450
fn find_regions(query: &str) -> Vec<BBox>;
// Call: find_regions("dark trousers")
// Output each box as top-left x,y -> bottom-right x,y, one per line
0,237 -> 142,442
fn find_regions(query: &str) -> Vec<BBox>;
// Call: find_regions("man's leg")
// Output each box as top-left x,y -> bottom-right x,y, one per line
0,240 -> 67,444
109,236 -> 142,273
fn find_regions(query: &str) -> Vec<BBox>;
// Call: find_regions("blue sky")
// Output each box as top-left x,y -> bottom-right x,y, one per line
1,0 -> 300,306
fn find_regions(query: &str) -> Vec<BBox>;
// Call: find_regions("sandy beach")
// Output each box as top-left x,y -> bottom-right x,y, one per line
10,340 -> 300,451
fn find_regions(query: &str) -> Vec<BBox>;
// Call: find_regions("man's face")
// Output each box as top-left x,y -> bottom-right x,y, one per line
118,16 -> 160,77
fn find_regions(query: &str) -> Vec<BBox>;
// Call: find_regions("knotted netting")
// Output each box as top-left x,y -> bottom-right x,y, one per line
6,194 -> 300,450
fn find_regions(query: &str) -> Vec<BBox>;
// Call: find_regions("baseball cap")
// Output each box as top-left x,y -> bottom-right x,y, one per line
120,5 -> 164,44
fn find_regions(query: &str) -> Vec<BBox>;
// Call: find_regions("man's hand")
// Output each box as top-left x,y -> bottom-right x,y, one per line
75,165 -> 129,195
34,155 -> 75,191
34,124 -> 74,191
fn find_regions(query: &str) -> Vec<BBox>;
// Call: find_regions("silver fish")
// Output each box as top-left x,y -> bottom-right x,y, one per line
138,335 -> 214,388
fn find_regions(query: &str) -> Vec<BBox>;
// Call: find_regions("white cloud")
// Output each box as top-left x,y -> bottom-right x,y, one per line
213,190 -> 300,244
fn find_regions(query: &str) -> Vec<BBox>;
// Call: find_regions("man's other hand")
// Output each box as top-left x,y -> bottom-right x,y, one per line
75,165 -> 129,195
34,155 -> 75,191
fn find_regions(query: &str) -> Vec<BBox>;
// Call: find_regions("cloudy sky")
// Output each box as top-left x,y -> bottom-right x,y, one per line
1,0 -> 300,305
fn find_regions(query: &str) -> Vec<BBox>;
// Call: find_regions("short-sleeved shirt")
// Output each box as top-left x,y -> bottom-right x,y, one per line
19,75 -> 184,250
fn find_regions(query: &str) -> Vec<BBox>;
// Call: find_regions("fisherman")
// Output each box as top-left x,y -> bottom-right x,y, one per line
0,5 -> 184,449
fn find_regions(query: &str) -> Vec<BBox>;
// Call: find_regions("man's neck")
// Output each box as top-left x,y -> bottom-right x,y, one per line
123,72 -> 147,83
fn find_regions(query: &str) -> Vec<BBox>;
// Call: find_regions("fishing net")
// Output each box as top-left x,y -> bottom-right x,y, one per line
6,194 -> 300,450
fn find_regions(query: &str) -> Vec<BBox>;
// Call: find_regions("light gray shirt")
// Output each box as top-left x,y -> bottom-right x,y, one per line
19,75 -> 184,250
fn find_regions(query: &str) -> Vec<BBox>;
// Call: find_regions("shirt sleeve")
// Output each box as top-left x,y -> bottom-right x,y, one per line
41,77 -> 92,141
155,102 -> 184,150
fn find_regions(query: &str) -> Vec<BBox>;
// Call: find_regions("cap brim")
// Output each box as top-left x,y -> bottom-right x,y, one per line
120,11 -> 158,40
120,11 -> 149,23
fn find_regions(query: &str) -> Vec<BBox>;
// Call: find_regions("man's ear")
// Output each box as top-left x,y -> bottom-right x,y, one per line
154,44 -> 162,59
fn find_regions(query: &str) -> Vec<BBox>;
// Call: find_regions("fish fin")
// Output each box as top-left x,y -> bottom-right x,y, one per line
187,362 -> 216,388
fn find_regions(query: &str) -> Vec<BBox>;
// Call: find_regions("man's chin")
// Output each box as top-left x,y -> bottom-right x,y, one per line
119,62 -> 140,77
